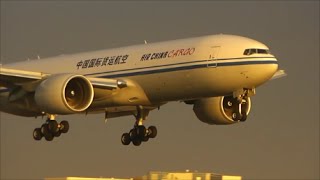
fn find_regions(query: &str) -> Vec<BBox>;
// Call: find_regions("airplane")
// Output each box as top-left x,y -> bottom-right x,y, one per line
0,34 -> 286,146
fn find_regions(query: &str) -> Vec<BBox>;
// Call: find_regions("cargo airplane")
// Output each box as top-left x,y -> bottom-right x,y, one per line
0,34 -> 285,146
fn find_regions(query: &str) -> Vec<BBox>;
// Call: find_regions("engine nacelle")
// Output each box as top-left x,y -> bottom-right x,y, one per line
34,74 -> 94,114
193,96 -> 251,125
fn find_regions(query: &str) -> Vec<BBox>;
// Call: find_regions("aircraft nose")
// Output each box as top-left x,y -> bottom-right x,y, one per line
261,56 -> 279,81
244,56 -> 279,87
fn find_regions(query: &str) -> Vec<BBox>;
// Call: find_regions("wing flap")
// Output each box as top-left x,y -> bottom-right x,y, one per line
87,105 -> 160,119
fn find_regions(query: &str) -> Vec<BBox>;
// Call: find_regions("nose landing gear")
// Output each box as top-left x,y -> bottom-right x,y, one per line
227,88 -> 254,122
121,106 -> 158,146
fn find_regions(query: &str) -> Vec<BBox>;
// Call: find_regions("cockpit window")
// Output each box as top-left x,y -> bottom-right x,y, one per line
250,49 -> 257,54
243,48 -> 270,55
243,49 -> 249,55
257,49 -> 268,54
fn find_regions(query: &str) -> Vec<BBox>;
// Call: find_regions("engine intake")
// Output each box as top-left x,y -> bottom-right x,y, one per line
193,96 -> 251,125
35,74 -> 94,114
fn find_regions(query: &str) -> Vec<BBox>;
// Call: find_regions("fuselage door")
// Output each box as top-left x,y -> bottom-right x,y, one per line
207,46 -> 220,68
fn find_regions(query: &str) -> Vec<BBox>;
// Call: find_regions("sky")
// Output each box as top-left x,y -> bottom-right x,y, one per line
0,1 -> 319,180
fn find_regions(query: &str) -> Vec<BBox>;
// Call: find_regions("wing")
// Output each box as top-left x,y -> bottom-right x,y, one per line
0,66 -> 125,90
271,69 -> 287,80
0,66 -> 46,88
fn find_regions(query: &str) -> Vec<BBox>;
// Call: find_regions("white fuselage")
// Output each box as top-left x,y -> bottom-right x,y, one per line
1,34 -> 278,115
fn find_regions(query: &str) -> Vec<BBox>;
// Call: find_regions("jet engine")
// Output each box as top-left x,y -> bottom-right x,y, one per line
193,96 -> 251,125
34,74 -> 94,114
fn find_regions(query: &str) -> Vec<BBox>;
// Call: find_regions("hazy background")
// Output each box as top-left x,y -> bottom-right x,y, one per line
0,1 -> 319,180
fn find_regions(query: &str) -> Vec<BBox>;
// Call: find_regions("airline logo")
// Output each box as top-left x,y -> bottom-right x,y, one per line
140,48 -> 196,61
76,54 -> 129,69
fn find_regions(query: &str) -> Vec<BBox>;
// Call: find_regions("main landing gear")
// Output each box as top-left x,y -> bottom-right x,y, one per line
121,106 -> 157,146
33,115 -> 69,141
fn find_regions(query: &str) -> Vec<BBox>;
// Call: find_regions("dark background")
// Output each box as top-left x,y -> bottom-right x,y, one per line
1,1 -> 319,180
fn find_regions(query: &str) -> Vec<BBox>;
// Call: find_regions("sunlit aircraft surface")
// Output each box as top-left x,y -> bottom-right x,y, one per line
0,34 -> 285,146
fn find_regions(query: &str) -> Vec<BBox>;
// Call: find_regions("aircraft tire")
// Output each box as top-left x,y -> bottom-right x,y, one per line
44,133 -> 54,141
148,126 -> 157,138
142,135 -> 149,142
60,121 -> 69,133
129,129 -> 137,140
54,130 -> 62,137
33,128 -> 43,140
121,133 -> 131,145
132,138 -> 142,146
41,124 -> 50,135
240,113 -> 247,122
48,120 -> 59,133
136,125 -> 146,138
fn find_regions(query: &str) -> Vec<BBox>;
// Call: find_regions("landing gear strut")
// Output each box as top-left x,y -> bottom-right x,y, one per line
121,106 -> 157,146
226,97 -> 248,122
33,115 -> 69,141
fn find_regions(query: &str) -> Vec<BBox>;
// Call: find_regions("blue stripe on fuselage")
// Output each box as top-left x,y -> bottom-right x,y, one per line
88,59 -> 277,78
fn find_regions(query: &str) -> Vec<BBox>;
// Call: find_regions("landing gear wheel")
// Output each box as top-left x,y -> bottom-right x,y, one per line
142,135 -> 149,142
41,124 -> 50,135
33,118 -> 70,141
41,124 -> 54,141
33,128 -> 43,140
60,121 -> 69,133
121,133 -> 131,145
129,129 -> 137,140
44,133 -> 54,141
54,130 -> 62,137
48,120 -> 58,133
240,113 -> 247,122
132,138 -> 142,146
148,126 -> 157,138
136,126 -> 146,138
